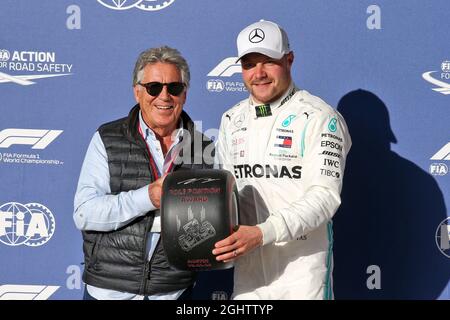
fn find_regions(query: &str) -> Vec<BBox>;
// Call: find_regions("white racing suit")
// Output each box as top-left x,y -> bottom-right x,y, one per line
216,84 -> 351,299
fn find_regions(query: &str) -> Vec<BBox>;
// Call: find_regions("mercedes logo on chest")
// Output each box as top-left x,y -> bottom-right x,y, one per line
249,28 -> 265,43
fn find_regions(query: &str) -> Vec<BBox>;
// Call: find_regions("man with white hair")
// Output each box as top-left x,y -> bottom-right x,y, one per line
74,46 -> 213,300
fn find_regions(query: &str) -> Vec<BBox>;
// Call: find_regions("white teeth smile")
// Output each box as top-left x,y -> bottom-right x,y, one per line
156,105 -> 173,110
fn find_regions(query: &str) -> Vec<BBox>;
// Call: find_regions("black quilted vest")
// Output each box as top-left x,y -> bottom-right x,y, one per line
81,104 -> 214,295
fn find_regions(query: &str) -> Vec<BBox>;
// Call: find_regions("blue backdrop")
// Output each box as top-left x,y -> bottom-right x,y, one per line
1,0 -> 449,300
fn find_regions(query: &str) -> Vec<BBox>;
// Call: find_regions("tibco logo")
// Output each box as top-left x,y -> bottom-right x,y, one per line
0,128 -> 62,149
0,285 -> 59,300
0,202 -> 56,247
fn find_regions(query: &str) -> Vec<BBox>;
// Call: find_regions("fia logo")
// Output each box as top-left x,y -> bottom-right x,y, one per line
422,61 -> 450,95
0,202 -> 56,247
211,291 -> 228,300
206,79 -> 224,92
429,163 -> 448,176
97,0 -> 175,11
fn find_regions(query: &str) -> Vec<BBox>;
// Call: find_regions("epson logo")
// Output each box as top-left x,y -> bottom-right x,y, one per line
0,128 -> 62,149
234,164 -> 301,179
320,140 -> 342,151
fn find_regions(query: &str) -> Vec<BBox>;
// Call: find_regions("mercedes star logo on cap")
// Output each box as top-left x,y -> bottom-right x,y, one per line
249,28 -> 265,43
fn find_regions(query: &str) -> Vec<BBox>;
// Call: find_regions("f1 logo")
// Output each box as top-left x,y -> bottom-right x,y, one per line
207,57 -> 242,77
0,285 -> 59,300
0,129 -> 63,149
430,142 -> 450,161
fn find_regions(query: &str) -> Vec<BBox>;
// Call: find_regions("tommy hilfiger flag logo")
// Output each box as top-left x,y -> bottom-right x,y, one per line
255,104 -> 272,117
275,135 -> 292,148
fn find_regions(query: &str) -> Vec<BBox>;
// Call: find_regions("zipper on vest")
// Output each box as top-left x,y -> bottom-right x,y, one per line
147,237 -> 160,280
140,216 -> 153,295
147,265 -> 151,280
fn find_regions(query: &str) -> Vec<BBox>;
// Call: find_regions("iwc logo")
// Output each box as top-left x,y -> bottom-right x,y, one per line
422,60 -> 450,95
249,28 -> 265,43
97,0 -> 176,11
0,202 -> 56,247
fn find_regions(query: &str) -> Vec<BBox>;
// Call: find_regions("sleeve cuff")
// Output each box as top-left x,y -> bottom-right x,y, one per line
134,184 -> 156,212
256,220 -> 277,246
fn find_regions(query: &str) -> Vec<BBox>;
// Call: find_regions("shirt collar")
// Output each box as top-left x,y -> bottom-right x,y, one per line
138,111 -> 183,142
249,82 -> 297,110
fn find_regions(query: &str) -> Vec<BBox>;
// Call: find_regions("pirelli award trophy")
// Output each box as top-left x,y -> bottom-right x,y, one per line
161,169 -> 239,270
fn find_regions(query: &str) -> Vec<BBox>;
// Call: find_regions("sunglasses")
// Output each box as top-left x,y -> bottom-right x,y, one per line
138,81 -> 185,97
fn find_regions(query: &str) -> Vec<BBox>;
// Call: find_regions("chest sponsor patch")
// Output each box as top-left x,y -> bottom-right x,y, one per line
274,135 -> 292,148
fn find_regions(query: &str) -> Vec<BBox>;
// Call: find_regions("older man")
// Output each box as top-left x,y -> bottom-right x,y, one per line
213,20 -> 352,299
74,46 -> 213,300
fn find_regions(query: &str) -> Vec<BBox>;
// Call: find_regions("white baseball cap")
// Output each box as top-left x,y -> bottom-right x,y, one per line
236,19 -> 290,62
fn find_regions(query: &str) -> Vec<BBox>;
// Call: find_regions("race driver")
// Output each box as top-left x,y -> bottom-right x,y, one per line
212,20 -> 352,299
